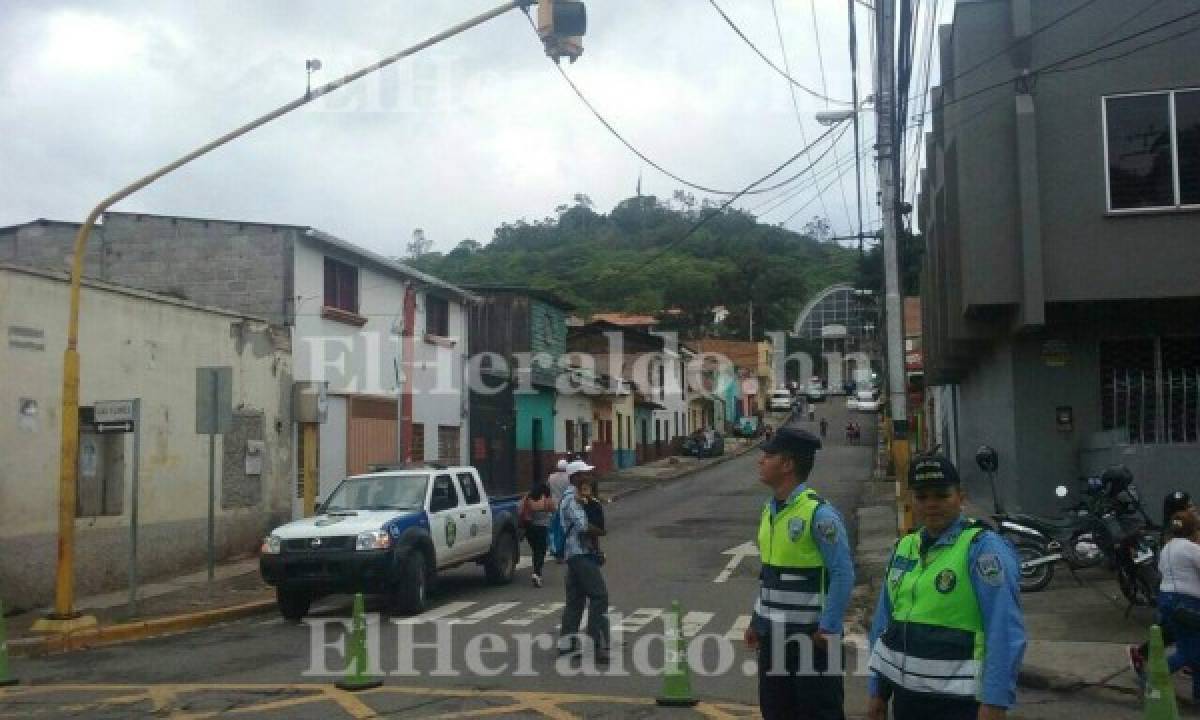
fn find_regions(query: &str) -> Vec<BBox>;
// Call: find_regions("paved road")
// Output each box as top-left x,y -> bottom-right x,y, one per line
4,403 -> 876,718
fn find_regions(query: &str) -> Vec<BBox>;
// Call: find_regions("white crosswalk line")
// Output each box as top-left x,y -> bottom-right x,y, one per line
516,557 -> 532,571
681,611 -> 715,638
501,602 -> 565,626
725,614 -> 752,641
446,602 -> 521,625
393,601 -> 476,625
614,607 -> 662,635
253,617 -> 283,627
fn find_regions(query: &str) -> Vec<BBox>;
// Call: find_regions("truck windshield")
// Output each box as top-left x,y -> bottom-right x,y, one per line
324,473 -> 429,512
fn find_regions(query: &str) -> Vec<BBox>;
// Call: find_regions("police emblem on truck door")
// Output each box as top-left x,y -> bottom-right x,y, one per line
446,518 -> 458,547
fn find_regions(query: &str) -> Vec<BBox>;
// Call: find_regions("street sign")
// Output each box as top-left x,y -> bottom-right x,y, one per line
196,367 -> 233,435
95,420 -> 134,434
95,400 -> 135,424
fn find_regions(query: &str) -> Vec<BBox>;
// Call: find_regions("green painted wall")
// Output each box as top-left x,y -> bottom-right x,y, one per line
516,387 -> 556,451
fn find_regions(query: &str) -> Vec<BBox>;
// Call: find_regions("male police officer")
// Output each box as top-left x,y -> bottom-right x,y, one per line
744,424 -> 855,720
867,455 -> 1026,720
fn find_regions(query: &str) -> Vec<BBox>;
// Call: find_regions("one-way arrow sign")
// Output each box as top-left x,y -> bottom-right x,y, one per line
95,420 -> 134,434
713,541 -> 760,583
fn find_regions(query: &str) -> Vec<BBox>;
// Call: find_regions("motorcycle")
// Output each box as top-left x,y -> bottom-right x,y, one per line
974,447 -> 1104,592
1088,465 -> 1161,611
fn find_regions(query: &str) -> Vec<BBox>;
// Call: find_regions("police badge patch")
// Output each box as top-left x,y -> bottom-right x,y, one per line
935,568 -> 957,593
788,517 -> 807,541
976,553 -> 1004,586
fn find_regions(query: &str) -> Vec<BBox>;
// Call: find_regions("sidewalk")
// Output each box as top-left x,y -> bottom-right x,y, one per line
598,437 -> 759,503
7,555 -> 273,657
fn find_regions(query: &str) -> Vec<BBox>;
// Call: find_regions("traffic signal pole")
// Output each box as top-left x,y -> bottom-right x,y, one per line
873,0 -> 912,530
35,0 -> 586,633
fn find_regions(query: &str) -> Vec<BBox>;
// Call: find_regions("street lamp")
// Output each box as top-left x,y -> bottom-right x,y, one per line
34,0 -> 586,634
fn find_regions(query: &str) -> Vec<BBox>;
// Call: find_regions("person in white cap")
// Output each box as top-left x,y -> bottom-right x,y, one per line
547,458 -> 571,559
557,459 -> 610,662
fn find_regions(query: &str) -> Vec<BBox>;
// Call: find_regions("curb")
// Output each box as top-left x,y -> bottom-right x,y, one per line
1018,665 -> 1088,692
606,444 -> 758,503
9,597 -> 276,658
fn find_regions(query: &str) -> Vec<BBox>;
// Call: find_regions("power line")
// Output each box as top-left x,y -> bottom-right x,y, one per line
807,0 -> 857,235
521,7 -> 797,198
756,138 -> 872,219
747,130 -> 865,215
769,0 -> 835,229
706,0 -> 853,106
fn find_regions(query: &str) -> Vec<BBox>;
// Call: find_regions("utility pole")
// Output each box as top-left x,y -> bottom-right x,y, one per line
875,0 -> 911,527
848,0 -> 864,259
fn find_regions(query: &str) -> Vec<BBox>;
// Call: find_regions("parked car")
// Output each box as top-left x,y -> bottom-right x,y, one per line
853,390 -> 881,412
846,394 -> 860,411
260,465 -> 521,620
805,379 -> 826,403
768,389 -> 794,412
683,430 -> 725,458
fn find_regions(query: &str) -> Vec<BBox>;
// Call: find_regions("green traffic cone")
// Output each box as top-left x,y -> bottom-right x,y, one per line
1144,624 -> 1179,720
335,593 -> 381,692
656,600 -> 697,707
0,599 -> 17,687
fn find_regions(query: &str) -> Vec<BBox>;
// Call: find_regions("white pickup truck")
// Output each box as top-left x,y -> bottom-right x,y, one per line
259,465 -> 522,620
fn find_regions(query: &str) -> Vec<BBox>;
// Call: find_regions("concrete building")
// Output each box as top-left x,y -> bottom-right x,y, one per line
0,214 -> 475,516
0,264 -> 292,607
917,0 -> 1200,511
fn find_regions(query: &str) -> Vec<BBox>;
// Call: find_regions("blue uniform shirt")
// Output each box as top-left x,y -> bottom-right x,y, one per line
752,483 -> 855,635
867,514 -> 1027,708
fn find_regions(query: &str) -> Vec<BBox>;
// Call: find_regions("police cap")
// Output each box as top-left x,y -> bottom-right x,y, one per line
909,454 -> 961,489
760,423 -> 821,458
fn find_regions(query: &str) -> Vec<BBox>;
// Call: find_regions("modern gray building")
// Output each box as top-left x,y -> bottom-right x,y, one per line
918,0 -> 1200,512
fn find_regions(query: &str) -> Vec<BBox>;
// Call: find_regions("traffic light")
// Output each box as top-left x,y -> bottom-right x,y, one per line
537,0 -> 586,63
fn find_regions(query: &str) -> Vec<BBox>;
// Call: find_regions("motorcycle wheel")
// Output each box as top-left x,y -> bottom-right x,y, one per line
1014,541 -> 1055,592
1065,534 -> 1106,570
1117,563 -> 1158,607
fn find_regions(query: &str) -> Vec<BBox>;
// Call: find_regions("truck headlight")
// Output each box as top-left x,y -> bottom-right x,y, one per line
356,530 -> 392,551
261,535 -> 282,555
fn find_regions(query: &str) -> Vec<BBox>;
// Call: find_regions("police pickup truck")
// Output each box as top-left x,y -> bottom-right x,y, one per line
260,465 -> 522,620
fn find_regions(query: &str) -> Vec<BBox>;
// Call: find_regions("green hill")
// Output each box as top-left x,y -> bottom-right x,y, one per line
408,193 -> 860,339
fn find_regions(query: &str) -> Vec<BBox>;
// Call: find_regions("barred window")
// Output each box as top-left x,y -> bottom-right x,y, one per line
411,423 -> 425,463
437,425 -> 460,464
1102,337 -> 1200,444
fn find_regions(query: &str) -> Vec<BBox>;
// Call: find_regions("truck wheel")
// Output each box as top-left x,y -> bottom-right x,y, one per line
484,531 -> 519,585
392,552 -> 430,616
276,586 -> 311,621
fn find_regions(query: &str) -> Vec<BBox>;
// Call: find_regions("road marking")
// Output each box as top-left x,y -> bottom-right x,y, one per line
614,608 -> 662,635
725,614 -> 751,641
446,602 -> 521,625
501,602 -> 565,626
517,557 -> 532,570
394,601 -> 476,625
681,611 -> 715,637
714,541 -> 760,583
252,618 -> 283,627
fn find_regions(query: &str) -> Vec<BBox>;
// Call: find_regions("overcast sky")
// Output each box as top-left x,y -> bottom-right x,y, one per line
0,1 -> 944,257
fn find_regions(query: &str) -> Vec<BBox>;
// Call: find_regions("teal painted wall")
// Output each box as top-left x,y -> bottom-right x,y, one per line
516,388 -> 556,451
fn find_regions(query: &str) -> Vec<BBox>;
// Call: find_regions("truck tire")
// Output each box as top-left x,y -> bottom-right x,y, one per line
392,551 -> 430,616
484,530 -> 519,585
276,586 -> 311,621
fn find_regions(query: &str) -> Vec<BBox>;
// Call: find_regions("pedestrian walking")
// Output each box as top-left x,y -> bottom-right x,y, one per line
819,417 -> 828,439
867,455 -> 1026,720
547,459 -> 571,559
519,480 -> 555,588
1130,489 -> 1198,671
744,423 -> 855,720
557,460 -> 610,663
1130,509 -> 1200,698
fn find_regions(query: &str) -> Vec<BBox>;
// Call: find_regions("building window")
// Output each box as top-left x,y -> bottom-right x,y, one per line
565,420 -> 576,452
411,423 -> 425,463
581,422 -> 591,449
437,425 -> 460,463
426,295 -> 450,337
1102,337 -> 1200,444
1104,89 -> 1200,211
323,257 -> 359,313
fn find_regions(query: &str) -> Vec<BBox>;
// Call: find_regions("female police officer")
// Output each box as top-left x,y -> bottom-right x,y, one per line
867,455 -> 1026,720
744,423 -> 855,720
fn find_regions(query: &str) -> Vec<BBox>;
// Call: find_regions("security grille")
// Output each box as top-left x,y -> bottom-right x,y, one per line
1101,337 -> 1200,444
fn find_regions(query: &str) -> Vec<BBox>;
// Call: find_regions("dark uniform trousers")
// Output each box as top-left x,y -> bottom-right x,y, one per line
757,629 -> 844,720
888,683 -> 979,720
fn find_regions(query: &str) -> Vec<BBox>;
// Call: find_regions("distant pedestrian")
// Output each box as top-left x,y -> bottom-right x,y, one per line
819,417 -> 828,439
1130,510 -> 1200,698
547,459 -> 571,559
557,460 -> 610,663
520,480 -> 556,588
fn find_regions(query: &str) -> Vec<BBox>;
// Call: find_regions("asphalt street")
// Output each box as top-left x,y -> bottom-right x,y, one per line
4,404 -> 876,718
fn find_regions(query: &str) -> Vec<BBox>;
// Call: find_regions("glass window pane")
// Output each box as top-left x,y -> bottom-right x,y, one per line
1106,94 -> 1174,209
1176,90 -> 1200,206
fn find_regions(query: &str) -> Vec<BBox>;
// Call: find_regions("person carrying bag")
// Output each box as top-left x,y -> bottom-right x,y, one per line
520,481 -> 555,588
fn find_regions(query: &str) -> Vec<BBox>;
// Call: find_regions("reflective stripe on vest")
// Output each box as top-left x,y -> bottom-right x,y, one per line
868,524 -> 985,699
754,488 -> 827,630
